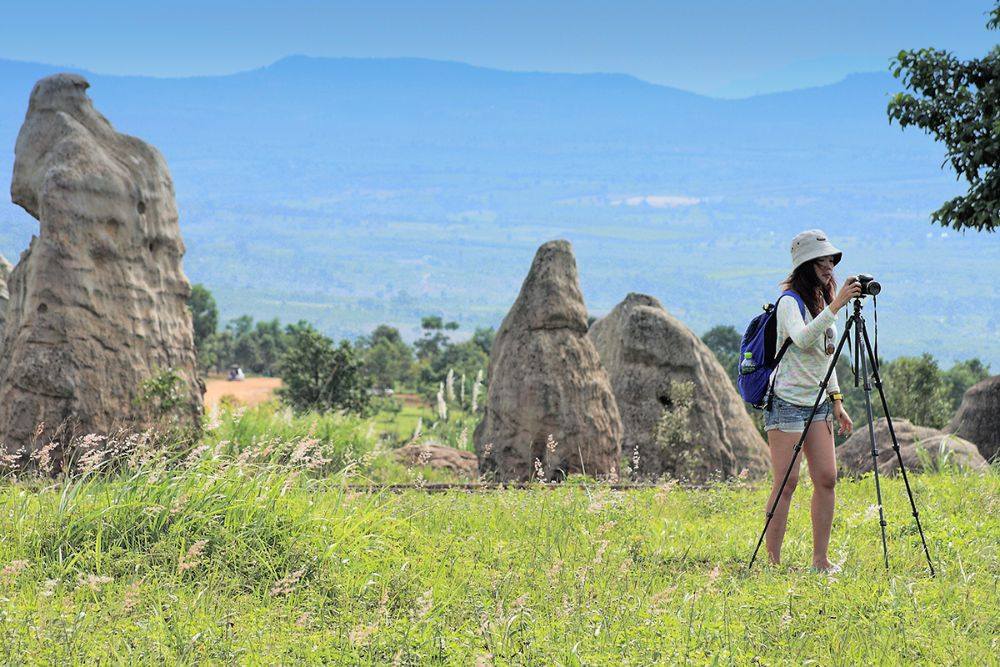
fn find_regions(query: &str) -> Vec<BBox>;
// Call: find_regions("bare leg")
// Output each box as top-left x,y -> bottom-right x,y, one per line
765,429 -> 802,565
803,418 -> 837,569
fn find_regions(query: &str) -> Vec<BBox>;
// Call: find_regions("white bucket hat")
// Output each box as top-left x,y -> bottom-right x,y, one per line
790,229 -> 842,271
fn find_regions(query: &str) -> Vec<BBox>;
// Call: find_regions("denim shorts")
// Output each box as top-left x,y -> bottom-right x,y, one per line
764,395 -> 833,433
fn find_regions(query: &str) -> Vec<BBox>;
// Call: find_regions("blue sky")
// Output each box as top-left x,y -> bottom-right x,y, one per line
2,0 -> 997,96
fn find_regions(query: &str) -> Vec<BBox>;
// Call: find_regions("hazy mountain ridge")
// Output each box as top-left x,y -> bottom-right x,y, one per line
0,56 -> 996,366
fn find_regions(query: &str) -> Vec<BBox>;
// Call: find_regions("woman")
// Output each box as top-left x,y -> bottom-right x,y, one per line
764,229 -> 861,572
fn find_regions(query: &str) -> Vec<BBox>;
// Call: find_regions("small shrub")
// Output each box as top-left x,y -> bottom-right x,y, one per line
654,380 -> 706,481
135,367 -> 185,418
913,435 -> 961,474
277,322 -> 372,415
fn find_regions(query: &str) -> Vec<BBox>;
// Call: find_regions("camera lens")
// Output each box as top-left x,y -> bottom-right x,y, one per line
866,280 -> 881,296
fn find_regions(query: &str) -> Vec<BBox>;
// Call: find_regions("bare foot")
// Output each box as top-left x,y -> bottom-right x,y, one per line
811,561 -> 841,574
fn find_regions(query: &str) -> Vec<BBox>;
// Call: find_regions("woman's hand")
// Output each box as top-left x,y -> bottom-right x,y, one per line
831,276 -> 863,312
832,401 -> 853,436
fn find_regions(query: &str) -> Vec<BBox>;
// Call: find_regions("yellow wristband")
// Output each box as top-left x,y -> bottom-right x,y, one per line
829,392 -> 844,402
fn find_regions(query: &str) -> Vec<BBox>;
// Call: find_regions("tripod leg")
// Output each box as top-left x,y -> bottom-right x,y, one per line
860,322 -> 936,576
748,314 -> 855,571
857,336 -> 890,569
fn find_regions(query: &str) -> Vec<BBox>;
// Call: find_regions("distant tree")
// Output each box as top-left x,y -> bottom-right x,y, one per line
888,2 -> 1000,232
226,314 -> 254,338
202,330 -> 234,374
196,333 -> 220,373
277,322 -> 371,415
414,315 -> 458,361
187,284 -> 218,350
702,325 -> 741,358
942,357 -> 991,410
248,318 -> 288,375
428,337 -> 490,389
224,314 -> 255,371
410,318 -> 494,398
879,354 -> 952,429
702,324 -> 742,386
470,327 -> 495,356
208,315 -> 289,375
356,324 -> 415,389
369,324 -> 404,345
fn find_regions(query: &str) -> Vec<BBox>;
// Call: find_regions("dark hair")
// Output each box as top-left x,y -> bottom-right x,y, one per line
781,259 -> 837,317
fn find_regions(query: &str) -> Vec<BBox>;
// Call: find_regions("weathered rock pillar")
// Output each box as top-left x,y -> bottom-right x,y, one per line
0,74 -> 202,458
474,240 -> 622,481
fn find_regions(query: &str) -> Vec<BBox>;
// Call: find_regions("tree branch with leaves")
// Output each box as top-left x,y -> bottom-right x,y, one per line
888,2 -> 1000,232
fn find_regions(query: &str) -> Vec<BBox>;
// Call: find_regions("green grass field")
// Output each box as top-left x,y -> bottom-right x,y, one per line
371,395 -> 479,451
0,406 -> 996,664
371,398 -> 435,443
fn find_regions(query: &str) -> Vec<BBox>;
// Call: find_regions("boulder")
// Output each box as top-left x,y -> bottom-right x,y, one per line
945,375 -> 1000,463
474,240 -> 622,481
394,441 -> 479,479
0,254 -> 12,339
0,74 -> 202,459
839,418 -> 986,475
588,293 -> 769,480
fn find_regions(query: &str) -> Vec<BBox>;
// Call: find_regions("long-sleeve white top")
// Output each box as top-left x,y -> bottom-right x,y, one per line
772,296 -> 841,406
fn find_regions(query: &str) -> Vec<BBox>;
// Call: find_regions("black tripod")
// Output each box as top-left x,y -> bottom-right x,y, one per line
747,298 -> 935,575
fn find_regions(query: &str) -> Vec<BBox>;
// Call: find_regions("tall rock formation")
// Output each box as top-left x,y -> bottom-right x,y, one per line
0,73 -> 202,458
588,293 -> 769,480
474,240 -> 622,481
945,375 -> 1000,463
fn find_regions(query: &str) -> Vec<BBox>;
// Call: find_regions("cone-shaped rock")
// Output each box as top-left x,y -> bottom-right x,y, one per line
0,74 -> 202,457
840,418 -> 986,475
588,293 -> 768,480
945,375 -> 1000,462
474,240 -> 622,481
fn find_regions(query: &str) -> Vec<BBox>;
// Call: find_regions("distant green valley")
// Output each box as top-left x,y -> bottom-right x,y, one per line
0,56 -> 996,365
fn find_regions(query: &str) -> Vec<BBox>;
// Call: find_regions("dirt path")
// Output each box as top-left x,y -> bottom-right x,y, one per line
204,376 -> 282,408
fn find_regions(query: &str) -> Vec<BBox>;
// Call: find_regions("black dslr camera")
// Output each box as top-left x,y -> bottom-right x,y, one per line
855,273 -> 881,297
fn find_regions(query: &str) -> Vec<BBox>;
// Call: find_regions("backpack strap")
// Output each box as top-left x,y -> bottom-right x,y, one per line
765,290 -> 807,410
779,290 -> 807,318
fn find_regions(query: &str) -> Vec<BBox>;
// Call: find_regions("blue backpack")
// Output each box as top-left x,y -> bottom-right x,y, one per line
736,290 -> 806,409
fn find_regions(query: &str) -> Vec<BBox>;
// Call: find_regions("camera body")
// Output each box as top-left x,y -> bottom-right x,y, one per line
856,273 -> 881,297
